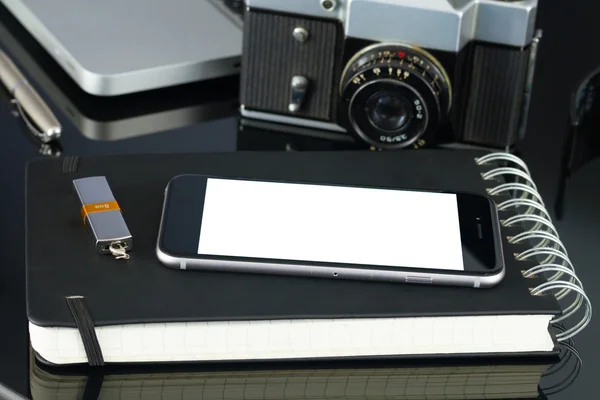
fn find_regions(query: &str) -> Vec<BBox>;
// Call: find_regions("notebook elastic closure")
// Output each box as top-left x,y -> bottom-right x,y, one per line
66,296 -> 105,367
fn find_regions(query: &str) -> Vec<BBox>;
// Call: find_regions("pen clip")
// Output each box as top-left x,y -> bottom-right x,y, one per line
9,98 -> 62,157
10,97 -> 54,143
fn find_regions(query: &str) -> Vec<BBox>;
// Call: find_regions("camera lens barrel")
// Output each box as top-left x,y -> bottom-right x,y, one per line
339,43 -> 452,149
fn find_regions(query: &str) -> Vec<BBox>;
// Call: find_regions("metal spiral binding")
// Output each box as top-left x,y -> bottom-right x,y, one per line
475,152 -> 592,341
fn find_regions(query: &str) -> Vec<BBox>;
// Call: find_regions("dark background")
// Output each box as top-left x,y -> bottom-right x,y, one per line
1,1 -> 600,398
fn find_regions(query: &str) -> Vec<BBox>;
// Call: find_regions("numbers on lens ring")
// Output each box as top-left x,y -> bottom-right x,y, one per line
379,134 -> 409,143
414,100 -> 424,119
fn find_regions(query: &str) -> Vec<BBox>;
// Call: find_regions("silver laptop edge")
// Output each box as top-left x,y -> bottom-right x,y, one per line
1,0 -> 243,96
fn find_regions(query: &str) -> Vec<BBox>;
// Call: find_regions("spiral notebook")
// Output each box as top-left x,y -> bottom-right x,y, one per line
25,150 -> 590,365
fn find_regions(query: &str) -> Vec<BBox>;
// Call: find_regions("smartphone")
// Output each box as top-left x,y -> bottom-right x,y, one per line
156,175 -> 505,288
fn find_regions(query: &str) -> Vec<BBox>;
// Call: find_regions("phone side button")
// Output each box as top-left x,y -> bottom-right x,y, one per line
406,276 -> 432,284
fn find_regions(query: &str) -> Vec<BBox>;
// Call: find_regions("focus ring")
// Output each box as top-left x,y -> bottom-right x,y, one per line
339,43 -> 452,149
340,43 -> 452,111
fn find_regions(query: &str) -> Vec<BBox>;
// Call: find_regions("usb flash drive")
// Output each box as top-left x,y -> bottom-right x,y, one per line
72,176 -> 132,259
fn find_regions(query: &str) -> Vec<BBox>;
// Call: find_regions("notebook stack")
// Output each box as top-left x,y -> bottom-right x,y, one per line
25,150 -> 589,398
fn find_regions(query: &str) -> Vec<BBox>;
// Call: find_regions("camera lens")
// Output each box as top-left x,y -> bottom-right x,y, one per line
365,92 -> 413,132
348,81 -> 428,147
339,43 -> 452,149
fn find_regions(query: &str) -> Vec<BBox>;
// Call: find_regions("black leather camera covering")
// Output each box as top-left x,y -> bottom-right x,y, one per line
241,11 -> 340,121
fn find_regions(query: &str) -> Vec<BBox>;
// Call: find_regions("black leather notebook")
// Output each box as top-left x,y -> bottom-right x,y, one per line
26,150 -> 565,366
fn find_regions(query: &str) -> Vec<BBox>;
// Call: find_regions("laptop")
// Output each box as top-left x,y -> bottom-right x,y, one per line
0,0 -> 243,96
0,12 -> 240,141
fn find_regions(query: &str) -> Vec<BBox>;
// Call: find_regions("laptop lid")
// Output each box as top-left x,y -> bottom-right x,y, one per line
1,0 -> 243,95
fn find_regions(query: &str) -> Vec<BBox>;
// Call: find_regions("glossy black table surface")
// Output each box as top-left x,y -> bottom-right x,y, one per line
1,1 -> 599,399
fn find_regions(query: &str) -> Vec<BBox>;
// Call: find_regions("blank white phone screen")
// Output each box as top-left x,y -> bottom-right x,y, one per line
197,179 -> 464,271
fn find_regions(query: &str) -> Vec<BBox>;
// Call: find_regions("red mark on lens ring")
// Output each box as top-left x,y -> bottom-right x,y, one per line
398,51 -> 406,58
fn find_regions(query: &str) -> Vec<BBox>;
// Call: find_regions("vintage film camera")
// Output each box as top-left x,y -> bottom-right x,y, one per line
240,0 -> 541,150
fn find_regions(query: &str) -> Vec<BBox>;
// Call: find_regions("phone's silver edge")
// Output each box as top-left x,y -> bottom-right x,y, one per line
157,244 -> 506,289
155,181 -> 506,289
487,198 -> 507,288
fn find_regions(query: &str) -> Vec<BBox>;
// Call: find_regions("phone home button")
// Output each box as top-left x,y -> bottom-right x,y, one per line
406,276 -> 432,284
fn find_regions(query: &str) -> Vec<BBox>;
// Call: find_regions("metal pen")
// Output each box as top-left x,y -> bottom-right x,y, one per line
0,49 -> 61,142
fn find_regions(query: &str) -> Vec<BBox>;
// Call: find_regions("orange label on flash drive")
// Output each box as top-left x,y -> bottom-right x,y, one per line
81,201 -> 121,224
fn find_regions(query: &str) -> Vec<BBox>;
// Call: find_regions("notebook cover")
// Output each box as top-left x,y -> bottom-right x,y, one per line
25,150 -> 561,329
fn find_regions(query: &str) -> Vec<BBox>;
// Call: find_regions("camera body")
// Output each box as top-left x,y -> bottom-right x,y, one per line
240,0 -> 540,150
